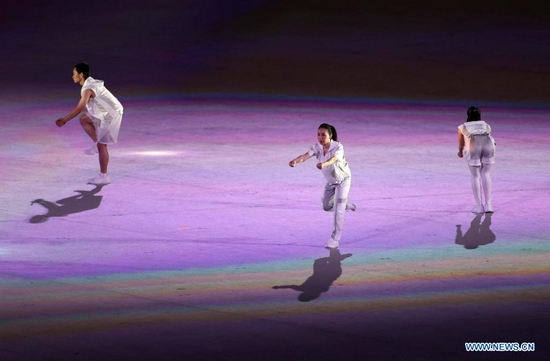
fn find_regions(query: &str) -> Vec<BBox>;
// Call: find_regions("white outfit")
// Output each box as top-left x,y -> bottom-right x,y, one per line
82,77 -> 123,144
308,140 -> 352,243
458,120 -> 495,213
458,120 -> 495,166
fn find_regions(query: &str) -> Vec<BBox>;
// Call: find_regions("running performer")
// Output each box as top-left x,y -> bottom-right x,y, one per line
289,123 -> 356,249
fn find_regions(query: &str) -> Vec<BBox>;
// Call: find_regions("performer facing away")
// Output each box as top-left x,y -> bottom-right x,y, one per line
56,63 -> 123,185
458,106 -> 496,214
289,123 -> 356,249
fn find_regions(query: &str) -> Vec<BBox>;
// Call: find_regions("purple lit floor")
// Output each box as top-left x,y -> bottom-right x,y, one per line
1,95 -> 549,360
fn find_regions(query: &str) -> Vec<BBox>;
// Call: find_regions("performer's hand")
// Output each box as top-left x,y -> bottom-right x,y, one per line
457,150 -> 463,158
55,118 -> 66,127
316,162 -> 323,170
289,160 -> 296,167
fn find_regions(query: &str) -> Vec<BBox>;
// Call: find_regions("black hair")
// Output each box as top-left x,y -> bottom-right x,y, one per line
467,106 -> 481,122
318,123 -> 338,142
74,62 -> 90,79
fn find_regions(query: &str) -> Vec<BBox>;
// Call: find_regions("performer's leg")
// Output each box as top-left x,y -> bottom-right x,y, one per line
469,165 -> 484,213
322,183 -> 335,211
327,178 -> 351,248
79,114 -> 98,142
98,143 -> 109,174
88,143 -> 110,185
481,163 -> 493,212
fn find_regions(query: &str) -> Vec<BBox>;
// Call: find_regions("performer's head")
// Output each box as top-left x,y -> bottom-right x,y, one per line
72,63 -> 90,84
318,123 -> 338,143
467,106 -> 481,122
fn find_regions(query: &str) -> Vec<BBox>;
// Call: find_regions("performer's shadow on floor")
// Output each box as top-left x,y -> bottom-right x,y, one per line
455,213 -> 496,249
273,249 -> 352,302
29,185 -> 105,223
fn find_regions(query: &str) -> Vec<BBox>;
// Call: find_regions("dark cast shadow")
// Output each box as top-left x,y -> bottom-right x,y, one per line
455,213 -> 496,249
273,248 -> 352,302
29,185 -> 105,223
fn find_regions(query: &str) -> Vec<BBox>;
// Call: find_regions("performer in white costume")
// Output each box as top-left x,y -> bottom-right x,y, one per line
56,63 -> 123,185
457,106 -> 496,214
289,123 -> 356,249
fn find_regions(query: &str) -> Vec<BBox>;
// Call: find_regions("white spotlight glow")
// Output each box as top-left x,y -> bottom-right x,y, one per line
133,151 -> 181,156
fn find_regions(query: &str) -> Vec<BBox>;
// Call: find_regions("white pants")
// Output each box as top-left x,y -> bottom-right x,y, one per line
89,112 -> 123,144
464,134 -> 495,167
322,177 -> 351,242
469,164 -> 493,205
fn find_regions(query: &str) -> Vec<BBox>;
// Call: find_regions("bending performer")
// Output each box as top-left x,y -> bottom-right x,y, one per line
56,62 -> 123,185
458,106 -> 496,214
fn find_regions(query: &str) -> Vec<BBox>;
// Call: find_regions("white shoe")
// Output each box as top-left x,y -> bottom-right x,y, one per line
325,238 -> 339,249
471,204 -> 485,214
346,202 -> 356,212
88,173 -> 110,185
485,202 -> 494,213
84,144 -> 98,155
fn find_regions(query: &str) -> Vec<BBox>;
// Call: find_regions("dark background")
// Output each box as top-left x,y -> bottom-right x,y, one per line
1,3 -> 549,360
2,0 -> 549,103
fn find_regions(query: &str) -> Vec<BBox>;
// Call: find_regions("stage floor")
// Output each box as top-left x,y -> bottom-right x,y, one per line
1,95 -> 549,360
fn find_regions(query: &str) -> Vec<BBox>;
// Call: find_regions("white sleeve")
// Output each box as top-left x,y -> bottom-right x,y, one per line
333,143 -> 345,160
82,83 -> 98,97
458,124 -> 469,137
307,144 -> 318,157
